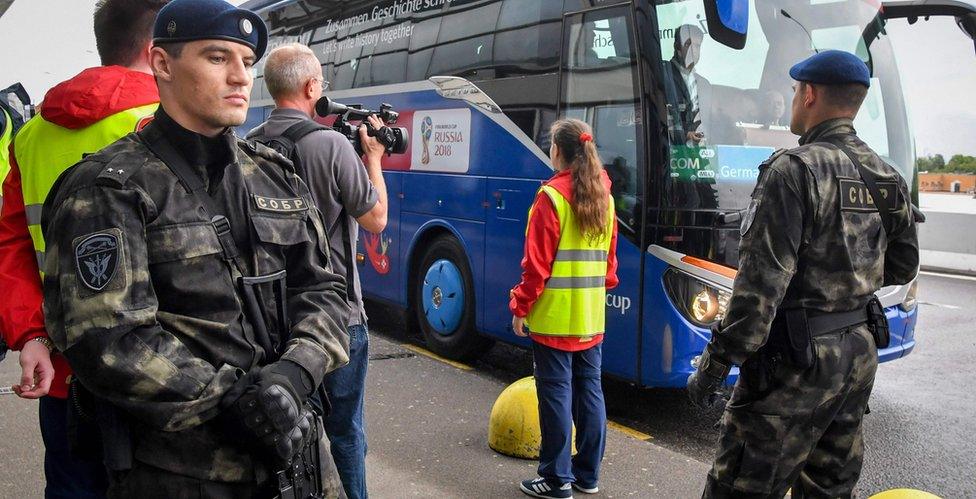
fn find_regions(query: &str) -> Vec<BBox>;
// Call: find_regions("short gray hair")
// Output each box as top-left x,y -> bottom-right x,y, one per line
264,43 -> 321,99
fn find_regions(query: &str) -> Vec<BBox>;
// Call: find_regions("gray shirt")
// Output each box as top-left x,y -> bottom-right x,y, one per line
249,108 -> 378,326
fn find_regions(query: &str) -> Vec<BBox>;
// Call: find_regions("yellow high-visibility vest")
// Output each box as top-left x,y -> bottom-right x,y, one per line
526,184 -> 614,337
13,103 -> 157,274
0,107 -> 12,188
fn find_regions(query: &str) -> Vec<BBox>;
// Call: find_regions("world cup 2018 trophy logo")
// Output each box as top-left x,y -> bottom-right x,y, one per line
421,116 -> 433,165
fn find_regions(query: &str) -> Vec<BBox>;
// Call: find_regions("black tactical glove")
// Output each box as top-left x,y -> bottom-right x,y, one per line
687,349 -> 730,410
221,360 -> 317,464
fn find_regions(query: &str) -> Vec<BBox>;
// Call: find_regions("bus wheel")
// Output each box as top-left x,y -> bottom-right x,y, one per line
414,236 -> 493,361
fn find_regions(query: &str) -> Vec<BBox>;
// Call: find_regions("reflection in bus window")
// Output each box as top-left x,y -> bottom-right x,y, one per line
562,8 -> 642,227
661,25 -> 711,147
655,0 -> 913,212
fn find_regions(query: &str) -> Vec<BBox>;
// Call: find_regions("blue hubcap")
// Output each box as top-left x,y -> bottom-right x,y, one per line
422,259 -> 465,336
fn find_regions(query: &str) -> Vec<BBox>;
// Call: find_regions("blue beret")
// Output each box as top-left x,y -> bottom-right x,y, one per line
153,0 -> 268,61
789,50 -> 870,88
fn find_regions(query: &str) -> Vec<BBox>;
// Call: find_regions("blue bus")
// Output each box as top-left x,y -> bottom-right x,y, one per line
240,0 -> 975,388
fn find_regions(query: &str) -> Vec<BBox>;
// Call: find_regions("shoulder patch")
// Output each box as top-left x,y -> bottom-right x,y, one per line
741,152 -> 789,237
253,194 -> 308,213
74,230 -> 122,292
837,176 -> 901,212
740,198 -> 759,237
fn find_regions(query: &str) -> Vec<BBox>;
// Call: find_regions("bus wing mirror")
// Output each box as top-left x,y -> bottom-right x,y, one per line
882,1 -> 976,54
703,0 -> 749,49
958,13 -> 976,54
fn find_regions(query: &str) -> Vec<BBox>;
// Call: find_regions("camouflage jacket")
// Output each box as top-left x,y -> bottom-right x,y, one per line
41,116 -> 351,482
708,118 -> 919,366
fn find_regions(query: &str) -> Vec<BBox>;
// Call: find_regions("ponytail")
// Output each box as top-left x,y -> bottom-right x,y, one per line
549,119 -> 609,241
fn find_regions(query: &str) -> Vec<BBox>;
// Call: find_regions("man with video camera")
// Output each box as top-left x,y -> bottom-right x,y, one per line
248,42 -> 388,499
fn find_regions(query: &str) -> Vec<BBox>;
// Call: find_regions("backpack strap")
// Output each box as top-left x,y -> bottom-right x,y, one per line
282,121 -> 359,309
280,120 -> 330,143
276,120 -> 330,184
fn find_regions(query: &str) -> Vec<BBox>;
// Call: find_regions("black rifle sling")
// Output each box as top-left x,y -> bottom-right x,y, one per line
140,126 -> 248,272
823,136 -> 893,235
140,126 -> 280,358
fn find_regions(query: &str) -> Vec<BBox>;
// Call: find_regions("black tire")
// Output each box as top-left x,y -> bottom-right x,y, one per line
412,236 -> 493,361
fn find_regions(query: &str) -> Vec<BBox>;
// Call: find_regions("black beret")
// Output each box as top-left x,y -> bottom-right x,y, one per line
789,50 -> 871,88
153,0 -> 268,61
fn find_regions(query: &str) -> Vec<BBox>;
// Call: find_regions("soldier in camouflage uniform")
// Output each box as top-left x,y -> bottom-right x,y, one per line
687,50 -> 919,498
41,0 -> 349,497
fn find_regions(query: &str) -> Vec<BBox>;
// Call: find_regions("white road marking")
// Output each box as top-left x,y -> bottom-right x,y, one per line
918,301 -> 962,310
920,270 -> 976,282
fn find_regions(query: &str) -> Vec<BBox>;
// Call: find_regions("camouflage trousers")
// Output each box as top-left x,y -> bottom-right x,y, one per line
704,325 -> 878,499
107,461 -> 272,499
108,456 -> 347,499
107,426 -> 346,499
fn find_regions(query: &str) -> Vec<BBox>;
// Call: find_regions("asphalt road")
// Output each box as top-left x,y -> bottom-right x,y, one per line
447,271 -> 976,497
0,271 -> 970,497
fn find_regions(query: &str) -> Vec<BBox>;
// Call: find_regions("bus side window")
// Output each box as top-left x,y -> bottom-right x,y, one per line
429,2 -> 500,79
492,0 -> 562,77
407,16 -> 442,83
560,7 -> 643,229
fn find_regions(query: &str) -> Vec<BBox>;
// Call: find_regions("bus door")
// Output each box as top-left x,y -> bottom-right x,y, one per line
557,4 -> 646,381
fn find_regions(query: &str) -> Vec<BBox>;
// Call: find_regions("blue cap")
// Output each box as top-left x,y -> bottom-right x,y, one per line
789,50 -> 870,88
153,0 -> 268,61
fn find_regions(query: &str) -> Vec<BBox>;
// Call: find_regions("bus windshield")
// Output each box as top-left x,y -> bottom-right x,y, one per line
655,0 -> 914,212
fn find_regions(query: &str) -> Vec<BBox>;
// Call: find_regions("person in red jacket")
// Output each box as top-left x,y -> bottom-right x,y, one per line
510,119 -> 619,499
0,1 -> 164,496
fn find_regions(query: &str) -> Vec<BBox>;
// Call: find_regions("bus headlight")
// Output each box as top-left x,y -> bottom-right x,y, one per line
900,280 -> 918,312
663,269 -> 731,327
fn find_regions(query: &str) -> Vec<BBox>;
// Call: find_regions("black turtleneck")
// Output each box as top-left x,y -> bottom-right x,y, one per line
152,107 -> 238,192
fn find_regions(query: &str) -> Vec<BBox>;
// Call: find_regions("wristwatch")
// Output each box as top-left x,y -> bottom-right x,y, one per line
31,337 -> 55,352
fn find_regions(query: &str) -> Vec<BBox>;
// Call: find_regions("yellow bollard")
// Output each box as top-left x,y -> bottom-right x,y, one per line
488,376 -> 575,459
868,489 -> 942,499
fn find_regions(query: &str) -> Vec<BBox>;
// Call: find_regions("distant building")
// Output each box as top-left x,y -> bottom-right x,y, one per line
919,173 -> 976,193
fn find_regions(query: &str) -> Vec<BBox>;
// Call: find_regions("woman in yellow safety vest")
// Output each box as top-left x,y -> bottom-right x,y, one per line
510,118 -> 619,499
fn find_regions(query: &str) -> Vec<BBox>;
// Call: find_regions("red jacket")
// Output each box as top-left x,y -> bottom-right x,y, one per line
0,66 -> 158,398
509,169 -> 619,352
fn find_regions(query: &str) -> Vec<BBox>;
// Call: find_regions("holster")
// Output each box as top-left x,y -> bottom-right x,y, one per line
740,352 -> 780,396
767,305 -> 877,371
746,309 -> 813,396
768,309 -> 815,369
866,296 -> 891,348
275,412 -> 346,499
66,380 -> 134,471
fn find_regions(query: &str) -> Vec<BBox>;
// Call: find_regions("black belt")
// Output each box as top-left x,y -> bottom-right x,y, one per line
807,308 -> 869,337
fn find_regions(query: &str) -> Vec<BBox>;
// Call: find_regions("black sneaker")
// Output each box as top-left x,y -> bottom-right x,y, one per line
572,482 -> 599,494
520,477 -> 573,498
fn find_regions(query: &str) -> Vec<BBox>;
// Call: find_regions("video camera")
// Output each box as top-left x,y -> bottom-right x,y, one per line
314,96 -> 409,156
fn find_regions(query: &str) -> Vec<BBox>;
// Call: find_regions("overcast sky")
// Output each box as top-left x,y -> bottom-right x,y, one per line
1,0 -> 973,157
